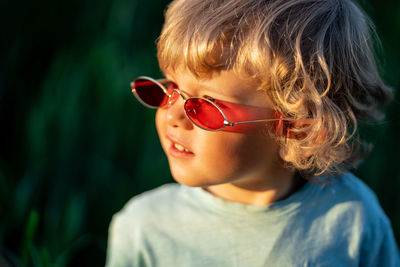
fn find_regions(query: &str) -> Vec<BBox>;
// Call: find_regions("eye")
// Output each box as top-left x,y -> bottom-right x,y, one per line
203,95 -> 215,102
203,95 -> 228,110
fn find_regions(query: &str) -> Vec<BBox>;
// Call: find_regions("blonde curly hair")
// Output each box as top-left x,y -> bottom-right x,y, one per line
157,0 -> 392,178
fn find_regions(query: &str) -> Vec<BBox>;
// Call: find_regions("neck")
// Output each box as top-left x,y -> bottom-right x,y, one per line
203,170 -> 305,206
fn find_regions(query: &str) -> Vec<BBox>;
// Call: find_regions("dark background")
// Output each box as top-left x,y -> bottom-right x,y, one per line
0,0 -> 399,266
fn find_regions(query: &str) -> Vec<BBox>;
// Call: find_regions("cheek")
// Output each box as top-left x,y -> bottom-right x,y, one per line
240,135 -> 277,161
155,109 -> 167,146
155,109 -> 165,131
198,133 -> 278,177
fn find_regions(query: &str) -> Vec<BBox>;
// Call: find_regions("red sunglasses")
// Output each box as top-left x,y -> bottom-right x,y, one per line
131,76 -> 292,133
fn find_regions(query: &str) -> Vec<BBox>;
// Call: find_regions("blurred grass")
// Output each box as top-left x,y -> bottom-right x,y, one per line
0,0 -> 399,265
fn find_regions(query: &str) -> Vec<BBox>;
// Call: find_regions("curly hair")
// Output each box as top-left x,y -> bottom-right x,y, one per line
157,0 -> 392,178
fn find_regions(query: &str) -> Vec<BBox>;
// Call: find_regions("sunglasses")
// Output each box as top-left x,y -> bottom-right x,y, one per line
131,76 -> 291,133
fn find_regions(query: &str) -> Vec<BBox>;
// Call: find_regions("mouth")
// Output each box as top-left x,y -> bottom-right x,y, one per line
167,136 -> 194,157
173,143 -> 191,153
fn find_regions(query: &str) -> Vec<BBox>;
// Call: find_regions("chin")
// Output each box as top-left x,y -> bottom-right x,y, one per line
170,169 -> 214,187
172,175 -> 207,187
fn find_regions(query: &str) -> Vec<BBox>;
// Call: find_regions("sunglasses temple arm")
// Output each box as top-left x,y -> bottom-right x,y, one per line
225,118 -> 293,126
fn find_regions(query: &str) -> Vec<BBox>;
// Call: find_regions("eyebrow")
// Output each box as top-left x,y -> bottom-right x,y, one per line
194,82 -> 219,93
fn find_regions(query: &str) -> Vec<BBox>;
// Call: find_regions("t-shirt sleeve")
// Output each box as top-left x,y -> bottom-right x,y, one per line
105,213 -> 133,267
360,220 -> 400,267
105,185 -> 180,267
105,211 -> 150,267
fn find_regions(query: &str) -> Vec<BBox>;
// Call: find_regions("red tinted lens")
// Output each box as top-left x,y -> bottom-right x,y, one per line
185,98 -> 225,130
167,82 -> 179,104
133,78 -> 168,107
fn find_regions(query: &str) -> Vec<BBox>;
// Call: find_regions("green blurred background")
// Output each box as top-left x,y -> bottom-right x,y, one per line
0,0 -> 399,266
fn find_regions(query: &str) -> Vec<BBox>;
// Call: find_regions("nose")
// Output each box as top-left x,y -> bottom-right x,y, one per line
166,95 -> 193,130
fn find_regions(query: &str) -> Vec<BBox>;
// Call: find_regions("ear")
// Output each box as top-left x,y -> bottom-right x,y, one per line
279,146 -> 291,162
276,117 -> 327,160
272,112 -> 312,139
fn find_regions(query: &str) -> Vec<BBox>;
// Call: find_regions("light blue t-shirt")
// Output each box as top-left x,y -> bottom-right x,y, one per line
106,173 -> 400,266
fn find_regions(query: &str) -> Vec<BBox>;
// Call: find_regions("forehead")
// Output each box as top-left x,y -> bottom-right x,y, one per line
164,67 -> 273,108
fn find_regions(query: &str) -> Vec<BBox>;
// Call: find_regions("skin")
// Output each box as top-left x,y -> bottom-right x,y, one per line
155,68 -> 303,206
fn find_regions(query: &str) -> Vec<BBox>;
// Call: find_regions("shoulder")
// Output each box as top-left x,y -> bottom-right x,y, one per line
300,173 -> 400,265
316,172 -> 388,221
332,172 -> 380,202
327,173 -> 400,265
323,172 -> 387,220
310,172 -> 392,239
106,183 -> 188,265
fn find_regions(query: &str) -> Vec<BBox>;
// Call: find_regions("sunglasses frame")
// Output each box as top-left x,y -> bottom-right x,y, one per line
131,76 -> 290,132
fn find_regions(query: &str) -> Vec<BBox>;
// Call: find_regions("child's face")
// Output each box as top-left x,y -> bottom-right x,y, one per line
156,69 -> 283,188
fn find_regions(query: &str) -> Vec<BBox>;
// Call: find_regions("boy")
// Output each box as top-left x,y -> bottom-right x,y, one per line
107,0 -> 400,266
